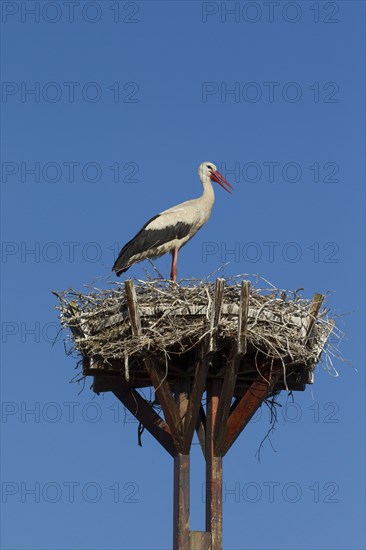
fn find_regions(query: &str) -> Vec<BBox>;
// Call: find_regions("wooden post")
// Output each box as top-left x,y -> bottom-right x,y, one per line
214,281 -> 250,456
174,453 -> 190,550
205,279 -> 225,550
174,378 -> 191,550
206,378 -> 223,550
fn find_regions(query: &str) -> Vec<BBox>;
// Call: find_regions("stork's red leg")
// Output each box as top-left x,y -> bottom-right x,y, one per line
170,248 -> 178,282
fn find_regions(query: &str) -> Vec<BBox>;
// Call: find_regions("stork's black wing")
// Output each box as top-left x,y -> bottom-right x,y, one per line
112,214 -> 192,276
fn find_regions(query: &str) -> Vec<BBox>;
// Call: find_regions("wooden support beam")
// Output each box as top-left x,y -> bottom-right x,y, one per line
214,281 -> 250,457
173,453 -> 190,550
183,349 -> 211,454
206,378 -> 223,550
175,377 -> 190,419
222,373 -> 280,456
145,361 -> 184,451
125,280 -> 184,452
112,383 -> 175,457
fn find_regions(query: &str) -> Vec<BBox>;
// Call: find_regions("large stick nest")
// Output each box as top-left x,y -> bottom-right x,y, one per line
54,275 -> 341,378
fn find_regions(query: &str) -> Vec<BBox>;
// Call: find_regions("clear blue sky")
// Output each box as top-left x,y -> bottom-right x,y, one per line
1,1 -> 365,549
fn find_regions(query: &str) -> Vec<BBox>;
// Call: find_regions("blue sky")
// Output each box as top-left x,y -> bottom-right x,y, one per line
1,1 -> 365,549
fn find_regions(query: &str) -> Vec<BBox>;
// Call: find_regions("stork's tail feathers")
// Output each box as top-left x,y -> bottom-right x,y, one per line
112,264 -> 128,277
112,250 -> 131,277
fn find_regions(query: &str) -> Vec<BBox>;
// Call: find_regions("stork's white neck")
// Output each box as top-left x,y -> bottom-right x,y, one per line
199,174 -> 215,205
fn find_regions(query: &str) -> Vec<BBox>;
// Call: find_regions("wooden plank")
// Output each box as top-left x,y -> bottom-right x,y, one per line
125,279 -> 184,452
222,373 -> 280,456
206,379 -> 223,550
92,375 -> 124,393
89,361 -> 313,393
304,293 -> 324,346
124,279 -> 142,335
237,280 -> 250,355
182,279 -> 225,453
209,278 -> 225,352
190,531 -> 211,550
112,383 -> 175,457
214,281 -> 250,457
306,293 -> 324,334
275,381 -> 306,391
173,454 -> 190,550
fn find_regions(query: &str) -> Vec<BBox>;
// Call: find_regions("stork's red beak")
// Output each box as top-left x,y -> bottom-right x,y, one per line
210,170 -> 234,193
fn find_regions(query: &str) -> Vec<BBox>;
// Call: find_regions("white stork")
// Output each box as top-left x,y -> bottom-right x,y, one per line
112,161 -> 233,281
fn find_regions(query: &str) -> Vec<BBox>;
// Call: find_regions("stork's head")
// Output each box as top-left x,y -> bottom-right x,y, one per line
198,161 -> 233,193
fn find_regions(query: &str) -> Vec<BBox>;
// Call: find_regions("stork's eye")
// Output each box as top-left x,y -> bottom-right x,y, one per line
207,165 -> 214,171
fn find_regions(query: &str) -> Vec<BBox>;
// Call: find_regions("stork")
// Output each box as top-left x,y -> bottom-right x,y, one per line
112,161 -> 233,281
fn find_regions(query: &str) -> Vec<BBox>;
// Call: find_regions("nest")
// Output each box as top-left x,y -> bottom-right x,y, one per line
54,275 -> 342,388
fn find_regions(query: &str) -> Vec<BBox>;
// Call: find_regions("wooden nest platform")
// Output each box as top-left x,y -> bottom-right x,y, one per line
54,275 -> 340,549
55,276 -> 336,396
